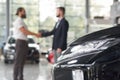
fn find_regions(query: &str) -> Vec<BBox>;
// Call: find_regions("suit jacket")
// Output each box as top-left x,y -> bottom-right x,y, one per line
41,18 -> 69,51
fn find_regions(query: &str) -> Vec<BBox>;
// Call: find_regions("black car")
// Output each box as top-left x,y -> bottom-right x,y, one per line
52,26 -> 120,80
3,36 -> 40,64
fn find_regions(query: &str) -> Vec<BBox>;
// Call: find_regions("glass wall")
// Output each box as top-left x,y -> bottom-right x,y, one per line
39,0 -> 56,50
0,0 -> 116,51
0,0 -> 6,45
90,0 -> 113,19
64,0 -> 86,39
10,0 -> 40,35
89,0 -> 113,33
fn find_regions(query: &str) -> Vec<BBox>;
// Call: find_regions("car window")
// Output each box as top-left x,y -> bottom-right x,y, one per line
28,38 -> 35,44
8,37 -> 16,44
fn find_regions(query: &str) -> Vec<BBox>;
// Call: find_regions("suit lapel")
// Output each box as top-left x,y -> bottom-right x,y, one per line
57,18 -> 64,29
54,18 -> 65,30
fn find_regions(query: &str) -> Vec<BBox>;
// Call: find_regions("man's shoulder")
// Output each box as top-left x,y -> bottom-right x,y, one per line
17,17 -> 23,22
13,18 -> 24,28
61,18 -> 69,24
14,18 -> 23,24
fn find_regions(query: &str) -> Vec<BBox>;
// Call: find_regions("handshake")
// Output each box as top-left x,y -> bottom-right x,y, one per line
34,30 -> 48,38
35,33 -> 41,38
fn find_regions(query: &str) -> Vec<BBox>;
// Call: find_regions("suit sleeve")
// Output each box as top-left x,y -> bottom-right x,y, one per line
41,28 -> 55,37
58,21 -> 69,49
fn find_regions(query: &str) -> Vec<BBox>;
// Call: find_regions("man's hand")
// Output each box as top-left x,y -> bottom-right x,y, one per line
20,27 -> 42,38
35,33 -> 41,38
57,48 -> 62,53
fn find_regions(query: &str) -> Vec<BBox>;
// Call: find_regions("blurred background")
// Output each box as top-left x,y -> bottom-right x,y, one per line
0,0 -> 115,51
0,0 -> 119,80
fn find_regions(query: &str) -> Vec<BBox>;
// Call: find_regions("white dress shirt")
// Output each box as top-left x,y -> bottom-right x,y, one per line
13,17 -> 28,40
55,18 -> 63,29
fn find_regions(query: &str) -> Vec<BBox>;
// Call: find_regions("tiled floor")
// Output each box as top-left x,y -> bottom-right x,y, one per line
0,57 -> 53,80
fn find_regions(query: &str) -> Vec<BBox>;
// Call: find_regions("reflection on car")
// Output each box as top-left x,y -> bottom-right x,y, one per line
3,36 -> 40,64
52,26 -> 120,80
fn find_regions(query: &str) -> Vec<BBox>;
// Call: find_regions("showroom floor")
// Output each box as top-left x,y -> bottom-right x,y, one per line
0,56 -> 53,80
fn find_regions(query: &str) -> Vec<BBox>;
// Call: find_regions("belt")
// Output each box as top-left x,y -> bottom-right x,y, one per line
17,39 -> 27,42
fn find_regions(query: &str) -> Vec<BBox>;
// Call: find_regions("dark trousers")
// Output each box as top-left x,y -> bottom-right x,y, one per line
13,40 -> 28,80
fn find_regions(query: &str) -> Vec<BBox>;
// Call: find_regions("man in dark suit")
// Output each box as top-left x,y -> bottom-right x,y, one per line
40,7 -> 69,63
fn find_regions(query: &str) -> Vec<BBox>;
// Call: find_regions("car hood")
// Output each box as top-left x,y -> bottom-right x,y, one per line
4,44 -> 15,49
56,26 -> 120,65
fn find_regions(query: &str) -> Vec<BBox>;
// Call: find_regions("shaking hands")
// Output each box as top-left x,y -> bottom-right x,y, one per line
35,33 -> 41,38
34,29 -> 48,38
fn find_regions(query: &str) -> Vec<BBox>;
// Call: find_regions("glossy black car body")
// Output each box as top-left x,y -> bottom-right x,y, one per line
52,26 -> 120,80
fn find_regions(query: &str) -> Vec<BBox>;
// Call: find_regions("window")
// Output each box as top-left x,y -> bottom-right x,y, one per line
90,0 -> 113,19
89,0 -> 113,33
10,0 -> 40,32
0,0 -> 6,43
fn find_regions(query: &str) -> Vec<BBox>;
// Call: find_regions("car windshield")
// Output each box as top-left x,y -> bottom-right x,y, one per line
8,37 -> 35,44
8,37 -> 16,44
